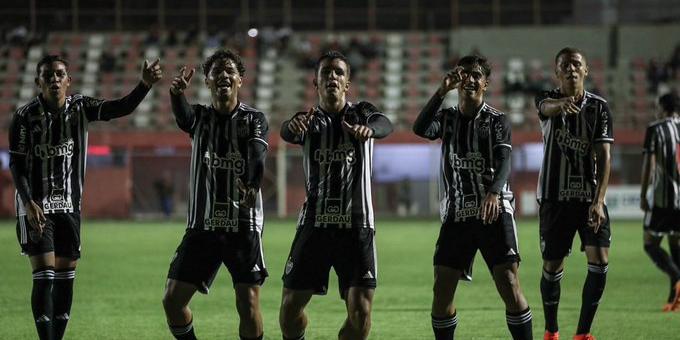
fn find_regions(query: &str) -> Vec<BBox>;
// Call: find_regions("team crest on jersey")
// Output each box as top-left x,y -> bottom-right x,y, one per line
494,122 -> 506,143
236,118 -> 249,137
285,258 -> 294,275
478,120 -> 490,138
31,123 -> 42,134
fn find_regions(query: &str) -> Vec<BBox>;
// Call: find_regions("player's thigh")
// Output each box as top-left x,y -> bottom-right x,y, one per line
478,213 -> 521,271
645,208 -> 679,236
433,221 -> 478,280
167,230 -> 222,294
224,231 -> 268,286
282,227 -> 333,295
280,288 -> 314,313
335,228 -> 377,299
52,213 -> 81,260
539,202 -> 580,261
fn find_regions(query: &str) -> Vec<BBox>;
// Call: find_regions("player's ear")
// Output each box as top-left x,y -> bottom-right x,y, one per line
34,77 -> 40,87
312,77 -> 318,88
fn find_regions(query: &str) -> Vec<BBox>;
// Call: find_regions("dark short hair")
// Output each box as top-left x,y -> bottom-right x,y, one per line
36,55 -> 69,76
202,49 -> 245,77
659,93 -> 679,113
555,47 -> 585,65
457,55 -> 491,78
315,50 -> 351,78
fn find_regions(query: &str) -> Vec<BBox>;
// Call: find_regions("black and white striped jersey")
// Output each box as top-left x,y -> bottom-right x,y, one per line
176,102 -> 268,232
643,116 -> 680,209
282,102 -> 390,229
535,89 -> 614,203
415,102 -> 514,223
9,95 -> 111,215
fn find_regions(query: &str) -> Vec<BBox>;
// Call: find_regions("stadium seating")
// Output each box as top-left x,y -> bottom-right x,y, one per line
0,31 -> 668,132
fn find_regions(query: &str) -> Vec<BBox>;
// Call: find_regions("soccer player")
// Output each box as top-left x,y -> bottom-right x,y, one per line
278,50 -> 393,340
413,55 -> 533,340
535,47 -> 613,340
8,54 -> 162,340
640,92 -> 680,312
162,49 -> 269,340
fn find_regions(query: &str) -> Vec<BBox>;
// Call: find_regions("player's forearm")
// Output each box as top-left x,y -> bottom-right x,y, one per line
98,81 -> 151,120
413,92 -> 443,137
593,146 -> 611,204
490,147 -> 511,194
9,155 -> 33,204
640,154 -> 651,197
170,92 -> 195,130
246,142 -> 267,190
538,98 -> 567,118
366,114 -> 393,139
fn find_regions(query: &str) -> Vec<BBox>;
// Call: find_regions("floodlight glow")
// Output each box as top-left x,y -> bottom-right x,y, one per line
248,28 -> 258,37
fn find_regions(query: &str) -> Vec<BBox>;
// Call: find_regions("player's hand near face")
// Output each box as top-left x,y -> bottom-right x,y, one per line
237,178 -> 257,208
588,201 -> 606,233
288,107 -> 315,136
559,96 -> 581,116
480,192 -> 500,225
170,66 -> 195,95
437,66 -> 463,97
25,200 -> 46,237
342,120 -> 373,142
141,58 -> 163,87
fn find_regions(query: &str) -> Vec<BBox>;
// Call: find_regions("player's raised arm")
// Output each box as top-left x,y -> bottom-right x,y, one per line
169,66 -> 197,132
413,67 -> 461,139
92,58 -> 163,121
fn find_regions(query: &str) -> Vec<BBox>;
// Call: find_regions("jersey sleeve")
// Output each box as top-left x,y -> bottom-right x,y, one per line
250,111 -> 269,148
81,96 -> 106,122
593,102 -> 614,144
8,110 -> 30,156
492,114 -> 512,150
534,90 -> 552,121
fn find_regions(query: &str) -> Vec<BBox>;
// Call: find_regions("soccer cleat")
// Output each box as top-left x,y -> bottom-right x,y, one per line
662,303 -> 674,312
670,281 -> 680,311
544,331 -> 559,340
573,334 -> 596,340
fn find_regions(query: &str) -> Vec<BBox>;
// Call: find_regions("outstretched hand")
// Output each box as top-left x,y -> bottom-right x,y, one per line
141,59 -> 163,87
342,120 -> 373,142
560,96 -> 581,115
288,107 -> 316,136
170,66 -> 195,95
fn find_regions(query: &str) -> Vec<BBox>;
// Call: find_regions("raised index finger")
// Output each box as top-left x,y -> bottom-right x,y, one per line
148,58 -> 161,69
184,68 -> 195,82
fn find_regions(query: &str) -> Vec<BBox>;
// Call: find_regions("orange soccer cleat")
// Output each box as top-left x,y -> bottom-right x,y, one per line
543,331 -> 559,340
573,334 -> 596,340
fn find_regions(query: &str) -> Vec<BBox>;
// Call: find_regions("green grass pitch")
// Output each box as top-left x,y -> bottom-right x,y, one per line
1,218 -> 678,339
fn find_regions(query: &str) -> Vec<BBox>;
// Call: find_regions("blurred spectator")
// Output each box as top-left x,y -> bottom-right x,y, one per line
670,43 -> 680,77
154,171 -> 175,218
165,29 -> 178,46
144,26 -> 160,45
647,58 -> 669,94
7,25 -> 28,46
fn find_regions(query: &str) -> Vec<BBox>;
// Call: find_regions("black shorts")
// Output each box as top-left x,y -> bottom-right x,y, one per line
539,201 -> 611,260
16,213 -> 81,259
282,227 -> 377,298
644,207 -> 680,235
167,229 -> 268,294
434,212 -> 520,281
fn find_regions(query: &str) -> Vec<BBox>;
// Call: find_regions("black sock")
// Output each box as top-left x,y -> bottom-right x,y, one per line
32,267 -> 55,340
577,263 -> 608,334
506,308 -> 533,340
240,335 -> 263,340
432,313 -> 458,340
53,268 -> 75,340
169,320 -> 197,340
540,269 -> 562,333
644,243 -> 680,282
283,333 -> 305,340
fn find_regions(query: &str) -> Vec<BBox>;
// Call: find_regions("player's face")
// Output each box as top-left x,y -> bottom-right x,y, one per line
457,63 -> 488,100
314,58 -> 350,101
555,52 -> 588,87
36,61 -> 71,101
205,58 -> 242,102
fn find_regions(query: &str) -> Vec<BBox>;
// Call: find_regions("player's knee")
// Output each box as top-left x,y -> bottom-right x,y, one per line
162,291 -> 184,312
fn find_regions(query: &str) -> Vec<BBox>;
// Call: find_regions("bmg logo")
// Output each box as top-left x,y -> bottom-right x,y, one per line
34,139 -> 74,159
